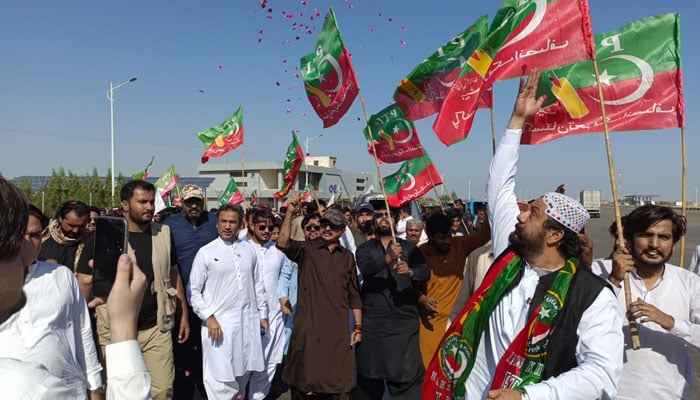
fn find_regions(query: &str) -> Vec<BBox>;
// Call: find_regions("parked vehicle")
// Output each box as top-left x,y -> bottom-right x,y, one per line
580,189 -> 601,219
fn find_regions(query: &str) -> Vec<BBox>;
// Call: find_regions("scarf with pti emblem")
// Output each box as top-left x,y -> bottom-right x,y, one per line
422,248 -> 577,400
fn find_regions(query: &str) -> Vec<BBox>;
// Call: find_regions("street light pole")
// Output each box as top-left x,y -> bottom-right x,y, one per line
107,76 -> 137,204
303,134 -> 323,187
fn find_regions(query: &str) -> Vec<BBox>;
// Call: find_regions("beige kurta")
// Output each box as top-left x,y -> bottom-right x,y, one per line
417,230 -> 489,367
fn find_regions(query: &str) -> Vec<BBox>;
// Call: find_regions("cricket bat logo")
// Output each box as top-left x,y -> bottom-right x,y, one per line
549,75 -> 589,119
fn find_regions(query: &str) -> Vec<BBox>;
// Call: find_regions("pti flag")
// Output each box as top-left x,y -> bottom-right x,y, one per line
274,132 -> 304,199
249,190 -> 258,206
219,178 -> 244,207
301,8 -> 359,128
434,0 -> 594,146
197,106 -> 244,164
364,103 -> 424,164
393,16 -> 489,121
154,165 -> 179,207
300,184 -> 315,203
383,154 -> 443,208
522,13 -> 684,144
131,156 -> 154,181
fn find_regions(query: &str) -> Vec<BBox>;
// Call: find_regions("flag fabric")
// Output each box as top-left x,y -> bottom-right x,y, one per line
327,192 -> 337,206
250,190 -> 258,206
383,154 -> 443,208
154,165 -> 178,207
522,13 -> 684,144
393,16 -> 489,121
300,184 -> 315,203
274,132 -> 304,199
433,0 -> 594,146
197,106 -> 244,164
219,178 -> 245,207
301,8 -> 359,128
364,103 -> 424,164
131,156 -> 154,181
478,86 -> 493,109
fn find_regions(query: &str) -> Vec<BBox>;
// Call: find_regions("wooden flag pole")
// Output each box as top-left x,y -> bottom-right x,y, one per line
358,88 -> 397,240
241,145 -> 246,200
680,126 -> 687,267
591,59 -> 641,349
490,103 -> 497,155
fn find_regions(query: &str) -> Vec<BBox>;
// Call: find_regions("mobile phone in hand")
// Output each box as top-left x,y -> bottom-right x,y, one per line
93,216 -> 129,284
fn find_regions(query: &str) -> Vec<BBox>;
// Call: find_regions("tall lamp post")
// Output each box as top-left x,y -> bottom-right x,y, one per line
107,76 -> 137,203
303,134 -> 323,187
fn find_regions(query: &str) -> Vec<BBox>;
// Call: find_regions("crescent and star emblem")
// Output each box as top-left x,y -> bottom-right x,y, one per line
501,0 -> 547,50
588,55 -> 653,105
404,173 -> 416,190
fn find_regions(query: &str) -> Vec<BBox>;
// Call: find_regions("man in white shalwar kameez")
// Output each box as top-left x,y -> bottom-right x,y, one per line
188,204 -> 270,400
246,208 -> 288,400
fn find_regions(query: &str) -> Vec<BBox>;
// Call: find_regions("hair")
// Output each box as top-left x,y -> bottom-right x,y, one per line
399,204 -> 411,214
445,207 -> 462,220
272,216 -> 283,229
302,212 -> 321,229
28,204 -> 49,230
56,200 -> 89,219
543,217 -> 584,258
426,212 -> 451,235
120,180 -> 156,202
88,205 -> 101,215
251,208 -> 272,225
218,204 -> 243,223
342,206 -> 351,214
0,177 -> 29,261
622,204 -> 686,244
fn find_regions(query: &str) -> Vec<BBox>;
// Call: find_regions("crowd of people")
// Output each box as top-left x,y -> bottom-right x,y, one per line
1,71 -> 699,400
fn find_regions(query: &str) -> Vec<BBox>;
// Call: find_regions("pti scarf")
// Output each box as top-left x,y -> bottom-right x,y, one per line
422,248 -> 577,400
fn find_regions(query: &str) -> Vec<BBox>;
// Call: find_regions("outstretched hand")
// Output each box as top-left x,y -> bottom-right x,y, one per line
507,69 -> 546,130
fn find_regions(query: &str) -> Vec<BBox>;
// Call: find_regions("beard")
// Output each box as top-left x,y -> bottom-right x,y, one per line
633,246 -> 672,269
509,224 -> 546,260
376,224 -> 392,237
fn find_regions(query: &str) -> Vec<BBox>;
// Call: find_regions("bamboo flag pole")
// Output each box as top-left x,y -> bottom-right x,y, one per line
591,60 -> 641,349
358,88 -> 397,240
680,126 -> 687,267
490,103 -> 497,155
241,145 -> 246,199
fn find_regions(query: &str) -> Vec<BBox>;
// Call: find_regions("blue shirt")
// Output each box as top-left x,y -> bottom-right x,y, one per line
163,212 -> 219,286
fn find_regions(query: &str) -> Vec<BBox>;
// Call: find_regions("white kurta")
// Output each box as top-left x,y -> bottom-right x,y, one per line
249,240 -> 287,365
463,128 -> 623,400
0,261 -> 103,398
188,237 -> 268,382
593,259 -> 700,399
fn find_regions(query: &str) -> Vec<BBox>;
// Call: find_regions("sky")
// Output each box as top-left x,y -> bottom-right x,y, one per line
1,0 -> 698,202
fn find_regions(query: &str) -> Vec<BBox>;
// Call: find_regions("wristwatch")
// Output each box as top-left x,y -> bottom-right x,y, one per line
89,385 -> 106,395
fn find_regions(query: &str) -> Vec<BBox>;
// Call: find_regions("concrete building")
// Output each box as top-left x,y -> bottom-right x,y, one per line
198,156 -> 378,209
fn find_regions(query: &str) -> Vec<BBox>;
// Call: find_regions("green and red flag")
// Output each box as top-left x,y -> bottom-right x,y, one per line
364,103 -> 424,164
522,13 -> 684,144
274,132 -> 304,199
131,156 -> 154,181
434,0 -> 595,146
301,8 -> 359,128
249,190 -> 258,206
197,106 -> 244,164
383,153 -> 443,208
393,16 -> 489,121
154,165 -> 178,207
219,177 -> 245,207
299,184 -> 315,203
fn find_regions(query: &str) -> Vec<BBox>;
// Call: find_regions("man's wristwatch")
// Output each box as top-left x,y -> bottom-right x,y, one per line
89,385 -> 106,395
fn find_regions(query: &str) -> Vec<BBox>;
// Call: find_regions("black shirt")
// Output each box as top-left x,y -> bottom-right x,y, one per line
38,236 -> 80,268
79,227 -> 177,330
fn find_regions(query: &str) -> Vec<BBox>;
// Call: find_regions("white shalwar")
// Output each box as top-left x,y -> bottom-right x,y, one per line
0,261 -> 103,398
592,259 -> 700,399
465,128 -> 623,400
188,237 -> 269,400
248,240 -> 287,400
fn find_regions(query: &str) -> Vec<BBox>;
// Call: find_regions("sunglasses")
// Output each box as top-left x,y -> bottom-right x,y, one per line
374,212 -> 390,219
304,224 -> 321,232
256,224 -> 274,232
320,220 -> 344,231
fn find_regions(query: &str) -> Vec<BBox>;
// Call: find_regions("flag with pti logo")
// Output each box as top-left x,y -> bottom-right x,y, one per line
197,106 -> 244,164
219,177 -> 244,207
393,16 -> 489,121
522,13 -> 684,144
274,131 -> 304,199
434,0 -> 594,146
364,103 -> 424,164
131,156 -> 154,181
383,153 -> 442,208
301,8 -> 359,128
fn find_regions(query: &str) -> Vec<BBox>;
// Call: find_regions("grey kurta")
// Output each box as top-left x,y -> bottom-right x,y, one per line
354,238 -> 430,382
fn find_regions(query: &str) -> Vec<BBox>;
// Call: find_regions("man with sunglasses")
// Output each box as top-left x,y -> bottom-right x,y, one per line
163,184 -> 219,399
246,208 -> 288,400
277,200 -> 362,400
354,204 -> 430,400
